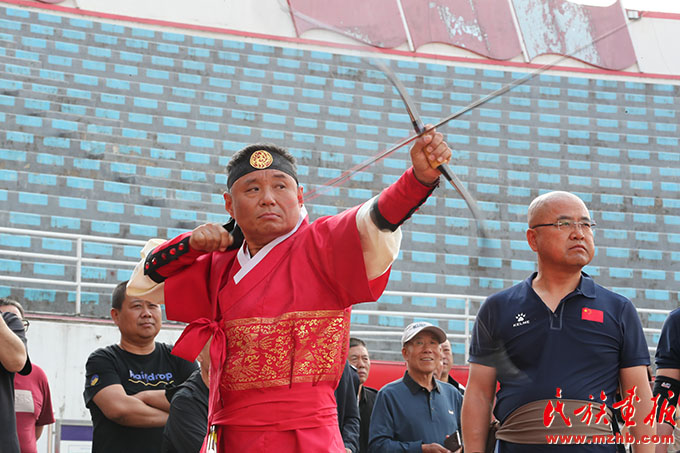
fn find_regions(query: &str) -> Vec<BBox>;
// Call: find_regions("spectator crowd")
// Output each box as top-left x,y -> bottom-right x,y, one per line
1,138 -> 677,453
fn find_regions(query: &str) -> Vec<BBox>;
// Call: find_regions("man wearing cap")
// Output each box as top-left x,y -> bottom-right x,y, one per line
127,128 -> 452,452
368,322 -> 463,453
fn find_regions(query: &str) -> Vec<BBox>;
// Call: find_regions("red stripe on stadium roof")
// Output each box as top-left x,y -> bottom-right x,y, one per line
1,0 -> 678,81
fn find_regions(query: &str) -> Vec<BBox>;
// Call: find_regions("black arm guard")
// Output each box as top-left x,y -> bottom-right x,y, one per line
369,188 -> 435,232
653,375 -> 680,425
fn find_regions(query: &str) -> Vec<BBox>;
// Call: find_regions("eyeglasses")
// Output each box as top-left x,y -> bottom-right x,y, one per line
21,319 -> 29,332
530,220 -> 596,232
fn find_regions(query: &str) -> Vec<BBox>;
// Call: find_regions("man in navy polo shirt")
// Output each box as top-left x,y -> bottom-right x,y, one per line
369,322 -> 462,453
462,191 -> 654,452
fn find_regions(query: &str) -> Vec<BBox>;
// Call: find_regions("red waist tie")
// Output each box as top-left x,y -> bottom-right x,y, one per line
171,318 -> 228,451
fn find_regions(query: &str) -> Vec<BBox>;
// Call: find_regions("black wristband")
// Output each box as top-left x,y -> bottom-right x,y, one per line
653,375 -> 680,425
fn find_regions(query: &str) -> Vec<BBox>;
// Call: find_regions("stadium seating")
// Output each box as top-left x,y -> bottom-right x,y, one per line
0,5 -> 677,360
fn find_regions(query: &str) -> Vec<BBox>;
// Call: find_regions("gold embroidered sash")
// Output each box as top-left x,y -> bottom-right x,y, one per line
220,310 -> 350,392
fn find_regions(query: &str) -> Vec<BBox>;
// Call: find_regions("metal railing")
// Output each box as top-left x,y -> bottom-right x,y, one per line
0,227 -> 669,357
0,227 -> 145,315
350,292 -> 485,362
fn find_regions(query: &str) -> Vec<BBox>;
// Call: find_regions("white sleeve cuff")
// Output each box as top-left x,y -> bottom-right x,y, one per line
356,197 -> 402,280
126,238 -> 166,304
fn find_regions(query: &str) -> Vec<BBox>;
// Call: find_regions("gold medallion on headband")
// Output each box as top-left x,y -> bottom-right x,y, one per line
249,150 -> 273,169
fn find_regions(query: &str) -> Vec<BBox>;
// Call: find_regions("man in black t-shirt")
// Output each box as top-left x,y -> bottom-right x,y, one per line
0,297 -> 32,453
84,281 -> 198,453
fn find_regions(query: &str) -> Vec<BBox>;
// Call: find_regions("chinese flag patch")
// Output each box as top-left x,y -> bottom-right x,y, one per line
582,307 -> 604,323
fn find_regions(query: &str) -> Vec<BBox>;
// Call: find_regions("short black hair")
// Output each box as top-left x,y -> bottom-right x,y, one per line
226,143 -> 297,188
349,337 -> 366,348
0,297 -> 24,318
111,281 -> 128,310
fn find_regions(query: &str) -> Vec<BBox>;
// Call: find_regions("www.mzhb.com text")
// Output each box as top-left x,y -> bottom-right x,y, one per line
546,433 -> 674,445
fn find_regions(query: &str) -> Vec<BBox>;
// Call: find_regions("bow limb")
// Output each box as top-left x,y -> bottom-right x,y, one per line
373,59 -> 487,235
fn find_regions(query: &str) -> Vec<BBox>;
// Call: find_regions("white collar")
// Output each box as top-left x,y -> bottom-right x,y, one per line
233,205 -> 308,284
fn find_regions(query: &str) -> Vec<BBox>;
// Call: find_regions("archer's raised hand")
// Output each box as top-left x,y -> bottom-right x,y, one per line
189,223 -> 233,252
410,125 -> 451,186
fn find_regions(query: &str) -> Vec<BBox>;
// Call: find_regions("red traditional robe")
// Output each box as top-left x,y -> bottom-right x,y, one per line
132,167 -> 436,452
151,205 -> 389,452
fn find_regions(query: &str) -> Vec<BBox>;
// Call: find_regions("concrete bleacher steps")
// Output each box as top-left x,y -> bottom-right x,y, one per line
0,4 -> 678,357
1,48 -> 678,148
2,162 -> 679,255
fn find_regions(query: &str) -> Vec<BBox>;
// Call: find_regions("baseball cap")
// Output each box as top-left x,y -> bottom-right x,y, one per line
401,321 -> 447,347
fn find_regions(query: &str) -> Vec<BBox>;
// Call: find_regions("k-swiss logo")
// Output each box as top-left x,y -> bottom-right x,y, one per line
512,312 -> 530,328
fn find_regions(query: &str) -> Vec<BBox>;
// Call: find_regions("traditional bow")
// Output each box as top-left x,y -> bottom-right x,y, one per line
303,14 -> 638,221
372,58 -> 487,234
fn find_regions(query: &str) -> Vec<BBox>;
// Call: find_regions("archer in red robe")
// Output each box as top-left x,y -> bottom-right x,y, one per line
128,129 -> 451,452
